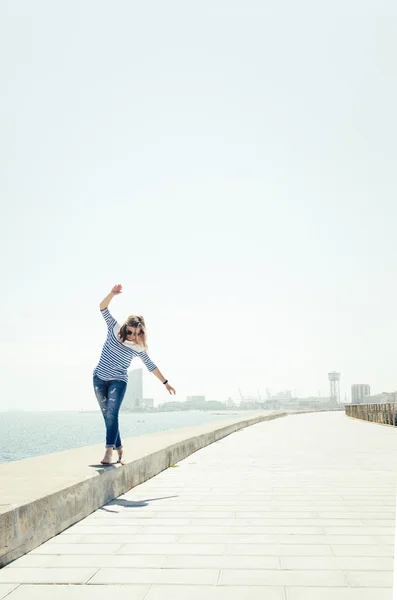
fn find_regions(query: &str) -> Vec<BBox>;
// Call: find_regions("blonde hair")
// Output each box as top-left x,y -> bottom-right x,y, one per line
118,315 -> 148,350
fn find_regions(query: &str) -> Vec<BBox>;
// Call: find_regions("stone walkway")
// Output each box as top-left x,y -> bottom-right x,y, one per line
0,412 -> 396,599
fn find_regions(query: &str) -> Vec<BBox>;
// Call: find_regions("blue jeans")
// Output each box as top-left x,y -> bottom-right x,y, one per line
93,375 -> 127,449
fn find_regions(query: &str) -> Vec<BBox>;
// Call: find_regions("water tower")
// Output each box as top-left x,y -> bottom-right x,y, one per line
328,372 -> 340,404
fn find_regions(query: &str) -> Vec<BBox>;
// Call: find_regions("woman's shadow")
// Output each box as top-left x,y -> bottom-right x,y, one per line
99,495 -> 178,513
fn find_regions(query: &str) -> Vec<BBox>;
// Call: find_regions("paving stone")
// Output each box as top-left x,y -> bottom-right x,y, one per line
50,535 -> 84,544
78,534 -> 179,544
31,543 -> 122,555
281,556 -> 393,570
323,527 -> 393,535
78,518 -> 191,526
163,555 -> 280,569
345,570 -> 393,587
331,545 -> 394,557
278,535 -> 378,545
316,512 -> 394,519
218,568 -> 347,586
0,568 -> 97,584
225,544 -> 333,556
43,555 -> 166,568
63,526 -> 142,534
4,556 -> 50,568
144,585 -> 285,600
238,519 -> 363,527
88,511 -> 158,519
156,512 -> 234,519
178,534 -> 280,544
361,520 -> 395,526
286,587 -> 392,599
139,526 -> 232,534
88,567 -> 219,585
4,585 -> 149,600
374,536 -> 395,544
0,585 -> 19,600
117,543 -> 226,555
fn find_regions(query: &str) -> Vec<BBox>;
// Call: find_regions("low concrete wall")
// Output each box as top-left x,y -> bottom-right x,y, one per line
345,402 -> 397,426
0,410 -> 301,567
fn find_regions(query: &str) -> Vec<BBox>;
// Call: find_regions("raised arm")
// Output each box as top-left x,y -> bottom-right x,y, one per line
99,284 -> 122,311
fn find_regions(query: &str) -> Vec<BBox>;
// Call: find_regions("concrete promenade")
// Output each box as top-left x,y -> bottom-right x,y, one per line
0,411 -> 396,599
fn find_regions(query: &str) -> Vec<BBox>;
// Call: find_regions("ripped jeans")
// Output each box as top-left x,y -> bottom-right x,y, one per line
93,375 -> 127,449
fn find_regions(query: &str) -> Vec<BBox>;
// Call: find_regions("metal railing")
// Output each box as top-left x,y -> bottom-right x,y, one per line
345,403 -> 397,426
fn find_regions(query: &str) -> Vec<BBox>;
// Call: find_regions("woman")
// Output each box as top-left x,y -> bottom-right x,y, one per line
93,284 -> 176,465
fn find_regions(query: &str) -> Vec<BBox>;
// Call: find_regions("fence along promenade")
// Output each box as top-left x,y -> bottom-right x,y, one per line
346,402 -> 397,426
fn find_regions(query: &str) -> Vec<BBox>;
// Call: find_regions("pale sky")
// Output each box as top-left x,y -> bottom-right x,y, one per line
1,0 -> 396,411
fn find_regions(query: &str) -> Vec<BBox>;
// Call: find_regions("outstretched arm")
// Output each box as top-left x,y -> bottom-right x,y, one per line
152,367 -> 176,395
99,284 -> 122,310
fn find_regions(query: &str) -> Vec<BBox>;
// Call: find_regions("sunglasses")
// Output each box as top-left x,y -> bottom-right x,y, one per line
127,329 -> 143,336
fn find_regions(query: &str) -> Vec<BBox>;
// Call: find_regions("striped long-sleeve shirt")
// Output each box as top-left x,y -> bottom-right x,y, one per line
93,308 -> 157,383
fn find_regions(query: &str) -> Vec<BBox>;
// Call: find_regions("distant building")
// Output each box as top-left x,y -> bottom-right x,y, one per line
205,400 -> 226,410
185,396 -> 206,409
268,396 -> 337,410
351,384 -> 371,404
186,396 -> 206,403
142,398 -> 154,409
361,392 -> 397,404
240,397 -> 261,408
271,390 -> 293,400
160,401 -> 183,410
121,369 -> 143,412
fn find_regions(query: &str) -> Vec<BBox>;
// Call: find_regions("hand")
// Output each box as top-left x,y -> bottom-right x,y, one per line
111,284 -> 123,295
165,383 -> 176,395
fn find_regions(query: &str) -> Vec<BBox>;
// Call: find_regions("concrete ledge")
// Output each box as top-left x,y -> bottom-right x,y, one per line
1,410 -> 305,567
